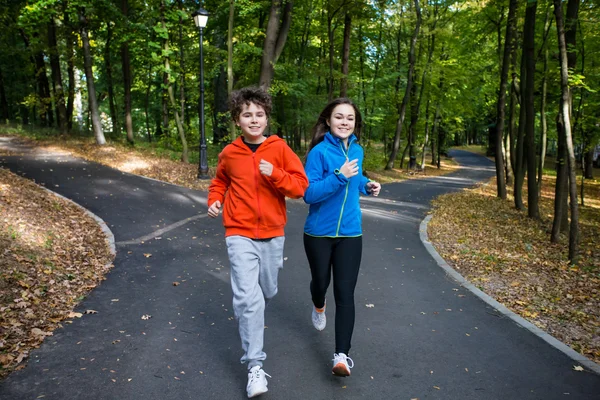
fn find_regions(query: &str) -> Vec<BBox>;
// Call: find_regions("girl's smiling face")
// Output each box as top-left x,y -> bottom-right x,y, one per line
237,102 -> 267,144
327,104 -> 355,142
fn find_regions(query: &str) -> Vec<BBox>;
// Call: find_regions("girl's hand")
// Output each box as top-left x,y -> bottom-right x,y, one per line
366,181 -> 381,196
208,200 -> 222,218
259,159 -> 274,176
339,158 -> 359,179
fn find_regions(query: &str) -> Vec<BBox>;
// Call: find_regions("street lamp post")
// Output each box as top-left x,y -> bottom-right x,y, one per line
193,8 -> 210,179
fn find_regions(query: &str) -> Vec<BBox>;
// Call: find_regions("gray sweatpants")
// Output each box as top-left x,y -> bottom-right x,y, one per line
225,235 -> 285,370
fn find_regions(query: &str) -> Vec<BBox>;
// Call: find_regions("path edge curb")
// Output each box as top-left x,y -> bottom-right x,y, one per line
420,214 -> 600,375
38,185 -> 116,262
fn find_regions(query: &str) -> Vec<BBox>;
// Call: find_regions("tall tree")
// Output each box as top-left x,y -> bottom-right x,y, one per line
538,7 -> 552,195
553,0 -> 579,263
121,0 -> 134,144
551,0 -> 579,241
104,21 -> 121,137
48,17 -> 67,134
524,0 -> 539,219
78,8 -> 106,145
259,0 -> 293,88
494,0 -> 517,199
160,1 -> 188,162
386,0 -> 421,170
339,11 -> 351,97
227,0 -> 235,138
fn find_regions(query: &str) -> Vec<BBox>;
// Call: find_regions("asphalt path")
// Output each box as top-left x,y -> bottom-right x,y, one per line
1,136 -> 599,400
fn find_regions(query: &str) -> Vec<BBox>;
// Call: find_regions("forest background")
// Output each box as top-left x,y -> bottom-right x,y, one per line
0,0 -> 599,377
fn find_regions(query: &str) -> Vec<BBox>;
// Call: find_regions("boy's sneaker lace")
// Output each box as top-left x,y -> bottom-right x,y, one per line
312,303 -> 326,331
332,353 -> 354,377
246,366 -> 270,398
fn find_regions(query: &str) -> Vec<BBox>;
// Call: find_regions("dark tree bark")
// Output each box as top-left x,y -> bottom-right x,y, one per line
213,33 -> 229,146
64,11 -> 75,131
48,18 -> 67,134
78,9 -> 106,145
0,67 -> 9,122
386,0 -> 421,170
104,22 -> 121,137
178,0 -> 186,125
551,0 -> 579,241
228,0 -> 236,138
145,62 -> 152,143
538,7 -> 552,195
259,0 -> 293,88
494,0 -> 517,199
20,30 -> 53,127
121,0 -> 134,144
553,0 -> 579,263
524,0 -> 539,219
339,12 -> 351,97
161,0 -> 188,161
514,43 -> 526,210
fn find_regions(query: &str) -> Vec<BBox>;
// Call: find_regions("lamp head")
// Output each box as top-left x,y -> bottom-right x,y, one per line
192,8 -> 209,28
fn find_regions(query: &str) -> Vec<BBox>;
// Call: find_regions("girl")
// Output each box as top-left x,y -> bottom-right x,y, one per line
303,98 -> 381,377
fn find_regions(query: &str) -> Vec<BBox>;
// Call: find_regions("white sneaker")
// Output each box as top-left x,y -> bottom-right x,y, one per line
247,365 -> 270,398
312,303 -> 326,331
332,353 -> 354,377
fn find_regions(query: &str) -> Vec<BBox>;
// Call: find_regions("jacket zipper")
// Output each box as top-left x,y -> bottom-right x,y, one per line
336,141 -> 351,236
253,152 -> 262,238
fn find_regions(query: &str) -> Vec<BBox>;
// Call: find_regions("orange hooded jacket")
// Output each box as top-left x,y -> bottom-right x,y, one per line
207,135 -> 308,239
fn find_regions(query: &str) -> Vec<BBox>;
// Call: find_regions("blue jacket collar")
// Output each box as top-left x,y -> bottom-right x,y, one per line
324,131 -> 357,147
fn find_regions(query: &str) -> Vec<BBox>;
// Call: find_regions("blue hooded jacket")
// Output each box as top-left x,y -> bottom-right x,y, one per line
303,132 -> 370,237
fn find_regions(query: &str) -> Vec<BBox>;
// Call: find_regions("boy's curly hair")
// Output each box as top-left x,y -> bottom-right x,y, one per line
229,86 -> 272,122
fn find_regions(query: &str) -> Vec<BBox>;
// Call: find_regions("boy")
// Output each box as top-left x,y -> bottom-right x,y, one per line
207,87 -> 308,398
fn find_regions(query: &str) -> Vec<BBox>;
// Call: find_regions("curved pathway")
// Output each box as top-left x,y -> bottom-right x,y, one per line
1,138 -> 599,400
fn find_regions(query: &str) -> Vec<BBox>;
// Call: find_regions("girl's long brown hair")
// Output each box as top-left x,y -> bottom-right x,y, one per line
306,98 -> 363,155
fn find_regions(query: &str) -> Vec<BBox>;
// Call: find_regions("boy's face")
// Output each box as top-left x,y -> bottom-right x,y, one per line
237,102 -> 267,144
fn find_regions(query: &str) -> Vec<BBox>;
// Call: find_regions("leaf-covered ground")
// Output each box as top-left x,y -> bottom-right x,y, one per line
0,167 -> 114,379
428,174 -> 600,364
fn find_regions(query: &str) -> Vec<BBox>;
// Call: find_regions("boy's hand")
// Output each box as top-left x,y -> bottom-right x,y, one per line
366,181 -> 381,197
208,200 -> 221,218
339,159 -> 359,179
259,159 -> 273,176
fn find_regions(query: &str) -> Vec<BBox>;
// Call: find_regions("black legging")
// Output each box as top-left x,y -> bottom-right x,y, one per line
303,234 -> 362,355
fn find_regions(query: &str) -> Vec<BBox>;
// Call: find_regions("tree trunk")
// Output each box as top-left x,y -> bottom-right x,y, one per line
0,67 -> 9,122
339,12 -> 351,97
64,11 -> 75,131
121,0 -> 134,144
48,18 -> 68,134
145,63 -> 152,142
386,0 -> 421,170
228,0 -> 235,139
494,0 -> 517,199
178,0 -> 186,124
213,33 -> 229,146
524,0 -> 539,219
421,95 -> 431,170
552,115 -> 569,241
79,9 -> 106,145
538,7 -> 551,195
514,45 -> 526,210
161,2 -> 188,162
259,0 -> 292,88
104,22 -> 121,137
554,0 -> 579,263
